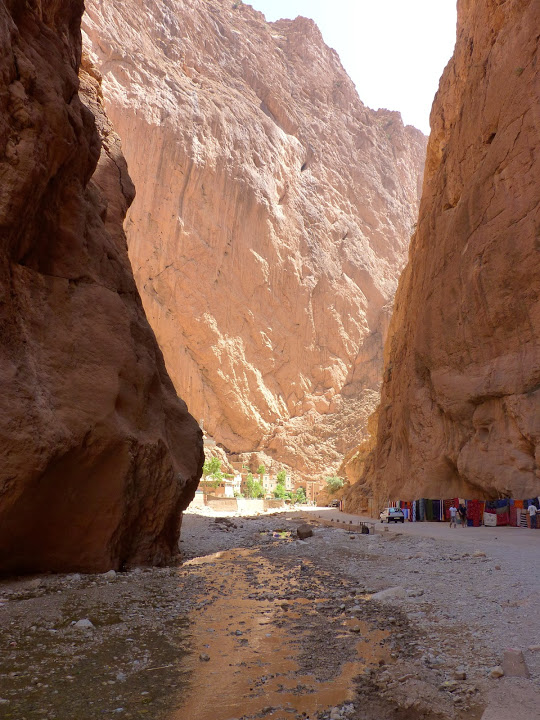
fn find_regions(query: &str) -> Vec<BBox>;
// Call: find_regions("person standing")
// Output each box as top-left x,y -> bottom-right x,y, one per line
458,503 -> 467,528
449,504 -> 458,528
528,503 -> 537,529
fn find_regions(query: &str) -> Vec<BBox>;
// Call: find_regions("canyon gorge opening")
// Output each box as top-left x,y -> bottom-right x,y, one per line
0,1 -> 539,719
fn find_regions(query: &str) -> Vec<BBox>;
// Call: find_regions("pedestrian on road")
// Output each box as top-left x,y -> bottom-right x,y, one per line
458,503 -> 467,528
449,504 -> 458,528
528,503 -> 537,529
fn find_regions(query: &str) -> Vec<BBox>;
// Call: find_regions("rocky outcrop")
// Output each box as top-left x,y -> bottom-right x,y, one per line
351,0 -> 540,506
0,0 -> 203,574
83,0 -> 426,478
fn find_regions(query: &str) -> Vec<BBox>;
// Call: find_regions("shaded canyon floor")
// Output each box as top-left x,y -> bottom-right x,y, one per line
1,509 -> 539,719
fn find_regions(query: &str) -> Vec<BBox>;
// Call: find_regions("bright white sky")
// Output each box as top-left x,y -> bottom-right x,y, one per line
248,0 -> 457,134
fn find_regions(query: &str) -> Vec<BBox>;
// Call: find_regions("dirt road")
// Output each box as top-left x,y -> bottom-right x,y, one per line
1,506 -> 539,720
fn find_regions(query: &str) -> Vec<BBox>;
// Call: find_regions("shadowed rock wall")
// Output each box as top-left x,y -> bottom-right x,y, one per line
83,0 -> 426,478
348,0 -> 540,508
0,0 -> 203,574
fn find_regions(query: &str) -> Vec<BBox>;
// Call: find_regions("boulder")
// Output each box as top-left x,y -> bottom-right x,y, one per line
73,619 -> 94,630
296,524 -> 314,540
501,649 -> 530,678
371,586 -> 407,602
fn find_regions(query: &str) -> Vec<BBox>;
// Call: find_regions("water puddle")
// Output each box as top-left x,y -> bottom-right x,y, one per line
175,548 -> 391,720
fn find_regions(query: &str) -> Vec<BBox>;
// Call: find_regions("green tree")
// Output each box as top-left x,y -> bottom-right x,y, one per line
201,456 -> 223,492
256,464 -> 266,477
209,472 -> 223,489
325,476 -> 344,494
293,487 -> 307,504
274,468 -> 288,499
203,456 -> 221,477
246,474 -> 264,499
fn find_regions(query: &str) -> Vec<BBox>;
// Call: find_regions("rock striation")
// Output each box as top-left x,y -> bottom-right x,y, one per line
83,0 -> 426,478
0,0 -> 203,574
349,0 -> 540,508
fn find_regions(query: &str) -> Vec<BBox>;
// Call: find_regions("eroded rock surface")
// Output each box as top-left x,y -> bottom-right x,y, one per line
350,0 -> 540,507
0,0 -> 203,574
83,0 -> 426,477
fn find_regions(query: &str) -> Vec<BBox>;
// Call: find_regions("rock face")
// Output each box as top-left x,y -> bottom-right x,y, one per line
0,0 -> 203,574
351,0 -> 540,507
83,0 -> 426,477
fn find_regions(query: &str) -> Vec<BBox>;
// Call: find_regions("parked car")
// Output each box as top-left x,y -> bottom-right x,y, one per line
328,499 -> 340,508
379,507 -> 405,523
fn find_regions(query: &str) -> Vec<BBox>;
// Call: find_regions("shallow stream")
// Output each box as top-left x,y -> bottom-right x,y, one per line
177,547 -> 391,720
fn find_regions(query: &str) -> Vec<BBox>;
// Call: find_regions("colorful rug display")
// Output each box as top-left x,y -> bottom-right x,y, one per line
387,495 -> 539,528
466,500 -> 484,527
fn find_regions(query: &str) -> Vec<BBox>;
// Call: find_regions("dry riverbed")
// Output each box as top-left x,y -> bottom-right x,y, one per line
1,508 -> 539,720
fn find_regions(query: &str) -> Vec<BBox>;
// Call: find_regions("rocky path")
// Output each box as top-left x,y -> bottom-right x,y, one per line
0,508 -> 539,719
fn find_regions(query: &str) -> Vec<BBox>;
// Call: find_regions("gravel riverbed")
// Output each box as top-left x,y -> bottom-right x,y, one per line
0,507 -> 539,720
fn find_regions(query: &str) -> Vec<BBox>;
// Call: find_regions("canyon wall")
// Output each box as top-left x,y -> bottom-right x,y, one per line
83,0 -> 426,478
0,0 -> 203,574
348,0 -> 540,508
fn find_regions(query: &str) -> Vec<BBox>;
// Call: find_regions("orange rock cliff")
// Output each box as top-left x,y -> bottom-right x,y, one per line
0,0 -> 203,574
347,0 -> 540,509
82,0 -> 427,478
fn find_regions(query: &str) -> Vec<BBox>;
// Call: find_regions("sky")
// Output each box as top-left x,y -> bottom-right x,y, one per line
247,0 -> 457,135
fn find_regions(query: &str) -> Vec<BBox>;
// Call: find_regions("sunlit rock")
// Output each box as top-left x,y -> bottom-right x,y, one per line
83,0 -> 426,478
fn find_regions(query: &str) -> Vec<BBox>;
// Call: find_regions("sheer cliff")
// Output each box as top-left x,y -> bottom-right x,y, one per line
348,0 -> 540,508
83,0 -> 426,477
0,0 -> 203,574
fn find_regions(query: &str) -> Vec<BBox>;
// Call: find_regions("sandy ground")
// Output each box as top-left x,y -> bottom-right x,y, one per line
0,505 -> 539,720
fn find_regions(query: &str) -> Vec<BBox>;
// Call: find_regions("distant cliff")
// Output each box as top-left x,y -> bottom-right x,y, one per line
347,0 -> 540,510
0,0 -> 203,574
83,0 -> 426,477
